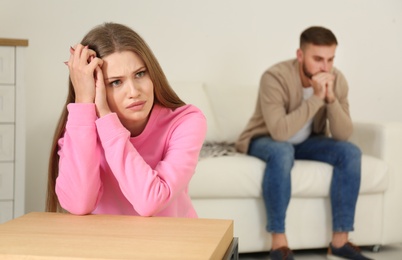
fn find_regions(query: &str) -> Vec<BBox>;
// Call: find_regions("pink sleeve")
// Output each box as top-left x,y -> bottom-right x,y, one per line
96,108 -> 207,216
55,103 -> 103,215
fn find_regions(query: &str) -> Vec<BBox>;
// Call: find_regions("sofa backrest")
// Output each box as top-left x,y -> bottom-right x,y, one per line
172,82 -> 259,143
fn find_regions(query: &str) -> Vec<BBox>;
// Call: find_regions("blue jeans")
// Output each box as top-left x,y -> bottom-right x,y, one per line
248,135 -> 362,233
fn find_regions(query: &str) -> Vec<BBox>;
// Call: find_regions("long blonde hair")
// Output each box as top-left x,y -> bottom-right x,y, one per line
46,22 -> 185,212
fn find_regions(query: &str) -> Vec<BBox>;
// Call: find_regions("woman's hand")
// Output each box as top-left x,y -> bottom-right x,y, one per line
93,65 -> 112,117
66,44 -> 103,103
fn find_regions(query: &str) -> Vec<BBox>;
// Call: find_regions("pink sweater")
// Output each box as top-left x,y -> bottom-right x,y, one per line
56,103 -> 207,217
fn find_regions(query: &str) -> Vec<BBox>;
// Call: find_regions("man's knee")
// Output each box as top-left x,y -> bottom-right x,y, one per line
339,141 -> 362,159
270,141 -> 294,155
265,141 -> 295,169
249,137 -> 295,160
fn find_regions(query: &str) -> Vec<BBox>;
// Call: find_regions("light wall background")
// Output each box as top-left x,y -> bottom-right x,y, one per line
0,0 -> 401,213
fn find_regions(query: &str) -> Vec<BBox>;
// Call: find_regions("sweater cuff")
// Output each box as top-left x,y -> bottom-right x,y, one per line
95,113 -> 128,143
309,95 -> 325,107
326,98 -> 340,110
67,103 -> 97,126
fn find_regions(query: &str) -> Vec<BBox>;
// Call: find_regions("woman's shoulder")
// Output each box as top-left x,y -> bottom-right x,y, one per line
158,104 -> 205,119
159,104 -> 206,130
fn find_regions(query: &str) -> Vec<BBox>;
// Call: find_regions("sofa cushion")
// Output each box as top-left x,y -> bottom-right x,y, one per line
189,154 -> 388,198
204,84 -> 258,143
171,82 -> 222,141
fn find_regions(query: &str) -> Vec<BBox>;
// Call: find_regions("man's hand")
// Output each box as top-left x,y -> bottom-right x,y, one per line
310,72 -> 336,104
325,77 -> 336,104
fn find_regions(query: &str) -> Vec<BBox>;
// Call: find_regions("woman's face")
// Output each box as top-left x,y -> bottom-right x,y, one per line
102,51 -> 154,136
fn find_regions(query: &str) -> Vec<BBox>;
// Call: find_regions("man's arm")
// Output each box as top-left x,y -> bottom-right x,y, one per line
260,71 -> 325,141
323,71 -> 353,140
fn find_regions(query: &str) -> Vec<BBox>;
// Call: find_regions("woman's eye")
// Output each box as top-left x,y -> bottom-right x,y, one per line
135,70 -> 146,78
110,80 -> 121,87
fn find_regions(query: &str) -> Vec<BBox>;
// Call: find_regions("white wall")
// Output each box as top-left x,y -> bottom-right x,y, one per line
0,0 -> 401,213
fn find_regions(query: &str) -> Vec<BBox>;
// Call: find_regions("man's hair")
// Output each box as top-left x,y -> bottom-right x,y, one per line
300,26 -> 338,49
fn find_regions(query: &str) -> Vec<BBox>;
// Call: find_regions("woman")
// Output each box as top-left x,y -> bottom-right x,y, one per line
46,22 -> 207,218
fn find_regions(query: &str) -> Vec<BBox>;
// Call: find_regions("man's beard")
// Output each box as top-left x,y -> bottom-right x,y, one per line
302,62 -> 314,79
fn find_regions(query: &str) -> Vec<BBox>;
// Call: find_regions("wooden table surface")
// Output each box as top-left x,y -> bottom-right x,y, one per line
0,212 -> 234,259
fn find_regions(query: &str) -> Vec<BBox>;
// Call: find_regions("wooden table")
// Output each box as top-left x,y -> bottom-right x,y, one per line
0,212 -> 238,259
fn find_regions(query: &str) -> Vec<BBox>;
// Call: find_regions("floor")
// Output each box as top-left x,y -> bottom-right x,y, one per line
239,243 -> 402,259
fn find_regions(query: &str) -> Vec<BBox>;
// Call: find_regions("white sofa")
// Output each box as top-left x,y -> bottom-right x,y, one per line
173,82 -> 402,253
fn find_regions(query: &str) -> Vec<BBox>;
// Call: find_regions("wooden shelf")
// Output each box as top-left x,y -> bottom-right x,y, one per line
0,38 -> 28,47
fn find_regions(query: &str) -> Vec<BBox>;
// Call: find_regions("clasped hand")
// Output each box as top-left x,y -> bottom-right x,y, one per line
65,44 -> 111,117
310,72 -> 336,104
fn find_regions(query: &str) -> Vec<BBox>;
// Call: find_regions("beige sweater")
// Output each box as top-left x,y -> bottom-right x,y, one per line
235,59 -> 353,153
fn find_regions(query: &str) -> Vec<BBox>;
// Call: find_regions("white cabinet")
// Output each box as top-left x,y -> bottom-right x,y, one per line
0,39 -> 28,223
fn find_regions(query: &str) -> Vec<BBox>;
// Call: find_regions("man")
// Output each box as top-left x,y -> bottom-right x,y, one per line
235,26 -> 371,260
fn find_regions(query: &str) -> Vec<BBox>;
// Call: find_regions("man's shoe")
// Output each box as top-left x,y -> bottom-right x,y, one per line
270,246 -> 295,260
327,242 -> 373,260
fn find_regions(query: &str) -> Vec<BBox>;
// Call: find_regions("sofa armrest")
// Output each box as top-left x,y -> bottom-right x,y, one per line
350,121 -> 402,244
350,122 -> 402,158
